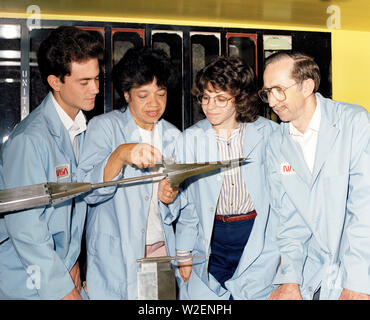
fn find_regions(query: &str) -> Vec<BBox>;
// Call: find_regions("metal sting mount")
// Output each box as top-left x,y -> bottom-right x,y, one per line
137,256 -> 177,300
136,255 -> 198,300
0,157 -> 249,214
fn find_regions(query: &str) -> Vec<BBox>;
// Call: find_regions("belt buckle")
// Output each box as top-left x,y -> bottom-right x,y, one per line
222,214 -> 241,222
216,215 -> 227,222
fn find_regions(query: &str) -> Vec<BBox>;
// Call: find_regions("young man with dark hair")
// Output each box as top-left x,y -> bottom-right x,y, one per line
261,52 -> 370,300
77,46 -> 180,299
0,26 -> 103,300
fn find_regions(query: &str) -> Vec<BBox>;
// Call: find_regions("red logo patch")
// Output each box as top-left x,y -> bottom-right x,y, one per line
280,162 -> 295,175
55,164 -> 70,180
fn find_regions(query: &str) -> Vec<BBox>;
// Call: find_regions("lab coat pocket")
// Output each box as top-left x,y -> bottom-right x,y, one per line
88,232 -> 123,274
87,232 -> 125,294
88,232 -> 122,257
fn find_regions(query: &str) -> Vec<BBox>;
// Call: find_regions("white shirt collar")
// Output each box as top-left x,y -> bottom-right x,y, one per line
51,93 -> 87,140
289,97 -> 321,137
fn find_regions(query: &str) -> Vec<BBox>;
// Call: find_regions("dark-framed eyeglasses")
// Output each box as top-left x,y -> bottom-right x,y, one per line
258,83 -> 298,103
196,94 -> 234,108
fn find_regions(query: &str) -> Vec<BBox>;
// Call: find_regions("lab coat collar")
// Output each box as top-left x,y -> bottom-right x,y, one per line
242,117 -> 265,159
121,106 -> 144,143
281,126 -> 312,185
41,92 -> 78,166
121,106 -> 165,145
279,93 -> 340,186
51,92 -> 87,141
311,93 -> 340,186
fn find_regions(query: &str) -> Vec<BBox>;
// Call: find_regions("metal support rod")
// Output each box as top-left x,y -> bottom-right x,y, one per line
0,158 -> 249,214
91,172 -> 166,189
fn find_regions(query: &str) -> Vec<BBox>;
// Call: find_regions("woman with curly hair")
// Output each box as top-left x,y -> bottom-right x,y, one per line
166,56 -> 280,299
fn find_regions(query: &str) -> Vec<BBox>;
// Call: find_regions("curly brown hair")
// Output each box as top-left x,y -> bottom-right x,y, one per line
191,55 -> 259,123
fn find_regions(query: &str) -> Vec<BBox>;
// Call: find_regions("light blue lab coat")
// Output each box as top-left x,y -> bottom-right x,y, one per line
266,93 -> 370,299
163,116 -> 280,299
0,92 -> 87,299
77,107 -> 181,299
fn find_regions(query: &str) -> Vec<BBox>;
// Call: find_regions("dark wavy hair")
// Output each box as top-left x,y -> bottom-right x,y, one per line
113,47 -> 178,105
191,55 -> 259,123
37,26 -> 104,91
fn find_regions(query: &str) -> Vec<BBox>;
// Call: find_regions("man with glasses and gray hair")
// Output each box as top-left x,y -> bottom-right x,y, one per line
261,51 -> 370,300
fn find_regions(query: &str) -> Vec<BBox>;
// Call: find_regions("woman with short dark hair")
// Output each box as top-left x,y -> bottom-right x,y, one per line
78,47 -> 181,299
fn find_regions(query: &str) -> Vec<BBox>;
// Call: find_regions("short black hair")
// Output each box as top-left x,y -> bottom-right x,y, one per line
37,26 -> 104,91
113,46 -> 177,104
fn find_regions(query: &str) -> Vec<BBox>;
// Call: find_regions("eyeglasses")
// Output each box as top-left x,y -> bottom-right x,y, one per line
196,94 -> 234,108
258,83 -> 298,103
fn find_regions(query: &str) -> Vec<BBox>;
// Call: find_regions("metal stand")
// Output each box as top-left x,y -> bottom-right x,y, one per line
137,256 -> 176,300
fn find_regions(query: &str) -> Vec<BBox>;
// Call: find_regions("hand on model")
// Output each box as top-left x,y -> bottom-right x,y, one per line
104,143 -> 162,181
158,178 -> 178,204
124,143 -> 162,168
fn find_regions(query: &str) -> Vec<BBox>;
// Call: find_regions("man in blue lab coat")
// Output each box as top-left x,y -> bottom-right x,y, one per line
261,52 -> 370,300
0,26 -> 103,299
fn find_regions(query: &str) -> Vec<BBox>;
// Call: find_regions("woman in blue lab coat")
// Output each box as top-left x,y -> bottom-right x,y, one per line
78,47 -> 180,299
165,56 -> 280,299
